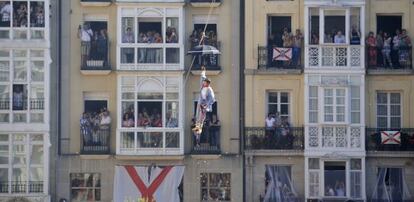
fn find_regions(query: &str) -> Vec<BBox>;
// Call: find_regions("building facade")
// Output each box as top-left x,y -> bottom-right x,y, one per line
55,0 -> 241,202
0,0 -> 52,201
244,0 -> 414,201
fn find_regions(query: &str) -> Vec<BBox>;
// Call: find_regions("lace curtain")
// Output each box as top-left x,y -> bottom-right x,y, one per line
371,168 -> 412,202
264,165 -> 298,202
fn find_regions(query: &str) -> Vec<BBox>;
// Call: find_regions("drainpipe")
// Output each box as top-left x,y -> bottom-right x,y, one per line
57,0 -> 62,156
239,0 -> 246,202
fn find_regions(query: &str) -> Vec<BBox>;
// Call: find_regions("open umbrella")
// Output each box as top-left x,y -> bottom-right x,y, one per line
187,45 -> 221,55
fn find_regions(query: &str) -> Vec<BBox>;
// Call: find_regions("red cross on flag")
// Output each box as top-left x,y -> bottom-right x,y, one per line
114,165 -> 184,202
273,47 -> 292,61
381,131 -> 401,144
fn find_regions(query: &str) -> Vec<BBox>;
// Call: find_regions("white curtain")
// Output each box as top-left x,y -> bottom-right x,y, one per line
264,165 -> 298,202
371,168 -> 412,202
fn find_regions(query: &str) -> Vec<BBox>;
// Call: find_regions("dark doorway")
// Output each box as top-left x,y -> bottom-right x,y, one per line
194,24 -> 217,36
84,100 -> 107,113
268,16 -> 291,47
377,15 -> 402,36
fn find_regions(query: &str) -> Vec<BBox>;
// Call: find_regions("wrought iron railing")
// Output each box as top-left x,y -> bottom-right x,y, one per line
80,126 -> 111,154
244,127 -> 304,150
366,128 -> 414,151
306,45 -> 363,68
258,46 -> 303,69
366,46 -> 412,70
191,126 -> 221,154
80,40 -> 111,71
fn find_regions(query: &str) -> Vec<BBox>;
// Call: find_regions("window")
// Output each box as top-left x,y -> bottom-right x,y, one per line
118,7 -> 182,70
264,165 -> 297,201
350,159 -> 362,198
267,92 -> 290,122
324,161 -> 346,197
323,88 -> 346,123
0,133 -> 45,194
323,10 -> 345,44
371,167 -> 411,201
308,158 -> 320,198
0,0 -> 46,39
0,49 -> 46,123
200,173 -> 231,201
119,76 -> 181,153
79,21 -> 108,68
376,92 -> 401,128
308,86 -> 318,123
70,173 -> 101,202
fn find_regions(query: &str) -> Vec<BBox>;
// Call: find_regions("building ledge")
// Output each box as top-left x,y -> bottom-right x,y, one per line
80,70 -> 111,75
80,154 -> 111,160
245,68 -> 302,75
80,0 -> 112,6
367,68 -> 414,75
366,151 -> 414,158
245,150 -> 304,157
191,70 -> 221,76
190,1 -> 221,8
190,154 -> 221,160
115,155 -> 185,160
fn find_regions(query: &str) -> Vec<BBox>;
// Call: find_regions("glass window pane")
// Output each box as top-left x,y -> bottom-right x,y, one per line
137,132 -> 162,148
166,17 -> 179,43
12,168 -> 26,182
309,7 -> 320,45
30,145 -> 43,164
351,112 -> 360,124
0,168 -> 8,182
137,48 -> 163,64
0,145 -> 8,164
0,1 -> 11,28
390,105 -> 400,116
121,102 -> 134,127
31,61 -> 44,81
166,101 -> 178,128
280,92 -> 289,103
0,30 -> 9,39
13,144 -> 26,165
166,132 -> 179,148
309,86 -> 318,97
268,93 -> 278,103
29,167 -> 43,181
30,50 -> 44,58
377,117 -> 387,128
280,104 -> 289,115
13,30 -> 27,39
377,105 -> 387,116
166,48 -> 179,64
350,7 -> 361,45
351,159 -> 361,170
0,61 -> 9,81
122,17 -> 134,43
29,2 -> 45,27
137,101 -> 162,127
13,84 -> 27,110
324,10 -> 346,44
120,132 -> 134,149
13,2 -> 28,27
377,93 -> 387,104
13,61 -> 27,81
137,20 -> 162,43
0,85 -> 10,110
121,48 -> 135,64
390,93 -> 401,104
390,117 -> 401,128
309,158 -> 319,169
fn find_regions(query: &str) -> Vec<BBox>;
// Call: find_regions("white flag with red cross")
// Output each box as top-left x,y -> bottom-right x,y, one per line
114,165 -> 184,202
273,47 -> 292,61
381,131 -> 401,144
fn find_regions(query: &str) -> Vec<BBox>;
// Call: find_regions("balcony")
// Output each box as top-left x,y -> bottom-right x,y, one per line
244,127 -> 304,151
0,181 -> 43,194
80,126 -> 110,155
80,0 -> 111,6
258,46 -> 303,74
366,47 -> 413,74
306,45 -> 363,69
191,125 -> 221,155
306,125 -> 364,151
0,98 -> 44,111
189,41 -> 221,75
189,0 -> 221,8
366,128 -> 414,152
80,41 -> 111,75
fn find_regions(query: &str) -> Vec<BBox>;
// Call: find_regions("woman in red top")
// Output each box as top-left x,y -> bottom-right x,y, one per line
366,32 -> 377,67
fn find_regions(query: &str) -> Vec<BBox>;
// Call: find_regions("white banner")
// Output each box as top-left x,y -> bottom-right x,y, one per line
114,165 -> 184,202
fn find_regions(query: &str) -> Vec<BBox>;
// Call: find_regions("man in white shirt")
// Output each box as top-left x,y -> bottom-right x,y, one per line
78,24 -> 93,66
334,30 -> 346,44
0,2 -> 11,27
265,113 -> 275,129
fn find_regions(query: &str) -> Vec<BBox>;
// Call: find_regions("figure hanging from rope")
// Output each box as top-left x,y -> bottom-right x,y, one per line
192,66 -> 215,146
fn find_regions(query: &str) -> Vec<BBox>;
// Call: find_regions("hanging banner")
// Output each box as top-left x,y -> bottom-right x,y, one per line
273,47 -> 292,61
381,131 -> 401,144
114,165 -> 184,202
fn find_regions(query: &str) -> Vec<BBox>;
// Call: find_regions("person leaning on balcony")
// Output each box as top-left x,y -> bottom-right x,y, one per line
350,25 -> 361,45
398,29 -> 412,67
265,113 -> 275,148
292,29 -> 303,67
334,30 -> 346,44
78,23 -> 93,66
392,29 -> 401,67
382,32 -> 393,68
366,32 -> 377,67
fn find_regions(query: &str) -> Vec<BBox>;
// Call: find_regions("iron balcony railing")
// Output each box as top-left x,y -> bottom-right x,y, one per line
244,127 -> 304,150
366,46 -> 412,70
191,125 -> 221,154
80,126 -> 110,154
0,181 -> 43,193
190,0 -> 221,2
366,128 -> 414,151
258,46 -> 303,69
80,40 -> 111,71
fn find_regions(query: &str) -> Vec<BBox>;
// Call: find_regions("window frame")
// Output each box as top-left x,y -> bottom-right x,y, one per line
200,172 -> 231,202
70,173 -> 101,202
322,87 -> 347,124
376,91 -> 402,129
266,91 -> 291,123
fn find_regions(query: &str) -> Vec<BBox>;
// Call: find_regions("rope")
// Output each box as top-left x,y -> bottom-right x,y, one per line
184,0 -> 217,85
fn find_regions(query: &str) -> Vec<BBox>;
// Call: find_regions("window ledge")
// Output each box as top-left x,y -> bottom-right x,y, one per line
367,151 -> 414,158
115,155 -> 184,160
245,68 -> 303,75
244,150 -> 304,156
191,70 -> 221,76
190,154 -> 221,160
80,70 -> 112,75
80,154 -> 111,160
367,68 -> 414,75
80,1 -> 111,6
190,2 -> 221,8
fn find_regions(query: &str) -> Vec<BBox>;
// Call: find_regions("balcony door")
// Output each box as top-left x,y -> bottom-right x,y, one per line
267,16 -> 291,47
376,15 -> 402,36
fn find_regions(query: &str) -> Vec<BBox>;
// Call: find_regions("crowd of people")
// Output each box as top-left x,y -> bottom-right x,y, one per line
121,107 -> 178,128
366,29 -> 412,68
258,112 -> 293,149
0,2 -> 44,28
80,108 -> 111,146
189,29 -> 219,67
267,28 -> 303,67
325,181 -> 346,197
78,23 -> 108,67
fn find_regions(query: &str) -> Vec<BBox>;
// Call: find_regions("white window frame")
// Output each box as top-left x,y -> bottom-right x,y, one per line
117,75 -> 183,155
322,87 -> 347,124
117,7 -> 184,71
200,172 -> 231,202
70,173 -> 101,202
0,133 -> 48,196
376,92 -> 402,129
266,91 -> 291,122
0,49 -> 47,125
0,0 -> 48,40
